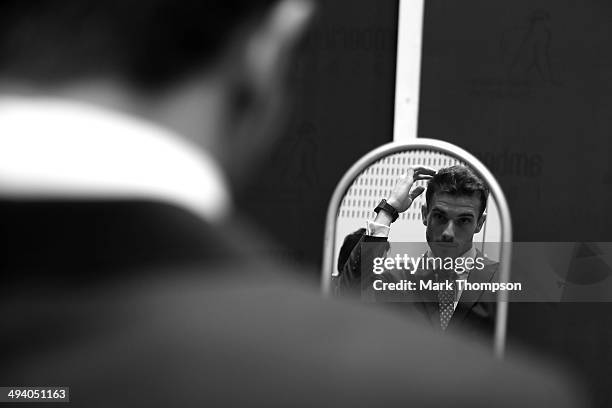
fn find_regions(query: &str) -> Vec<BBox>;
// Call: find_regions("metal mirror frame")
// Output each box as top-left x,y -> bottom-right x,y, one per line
321,138 -> 512,359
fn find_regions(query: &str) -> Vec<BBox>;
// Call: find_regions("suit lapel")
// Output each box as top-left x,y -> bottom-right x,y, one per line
420,289 -> 439,326
448,258 -> 498,329
410,265 -> 440,327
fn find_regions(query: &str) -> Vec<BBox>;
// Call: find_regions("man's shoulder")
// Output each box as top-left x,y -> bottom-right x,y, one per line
477,250 -> 500,269
3,260 -> 581,407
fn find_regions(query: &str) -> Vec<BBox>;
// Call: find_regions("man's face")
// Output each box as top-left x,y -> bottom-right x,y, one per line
421,192 -> 485,259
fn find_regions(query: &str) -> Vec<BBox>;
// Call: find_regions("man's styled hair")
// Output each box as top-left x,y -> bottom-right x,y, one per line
425,165 -> 490,218
0,0 -> 276,89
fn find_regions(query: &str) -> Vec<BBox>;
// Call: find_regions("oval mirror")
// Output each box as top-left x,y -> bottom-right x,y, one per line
321,139 -> 512,358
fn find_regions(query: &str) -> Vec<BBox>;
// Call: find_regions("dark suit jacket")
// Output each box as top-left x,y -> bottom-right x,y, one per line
0,199 -> 581,407
335,234 -> 498,341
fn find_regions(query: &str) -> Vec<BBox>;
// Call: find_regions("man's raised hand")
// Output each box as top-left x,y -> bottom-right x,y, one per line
386,167 -> 436,213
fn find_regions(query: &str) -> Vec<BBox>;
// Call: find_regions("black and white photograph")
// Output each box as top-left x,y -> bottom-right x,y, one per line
1,1 -> 610,406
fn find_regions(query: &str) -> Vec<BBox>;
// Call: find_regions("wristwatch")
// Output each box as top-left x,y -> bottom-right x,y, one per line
374,199 -> 399,222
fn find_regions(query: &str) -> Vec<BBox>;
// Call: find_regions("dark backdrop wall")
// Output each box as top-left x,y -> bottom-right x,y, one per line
237,0 -> 399,270
419,1 -> 612,406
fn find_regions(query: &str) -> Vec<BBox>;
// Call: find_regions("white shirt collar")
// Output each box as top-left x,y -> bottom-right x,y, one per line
0,96 -> 231,222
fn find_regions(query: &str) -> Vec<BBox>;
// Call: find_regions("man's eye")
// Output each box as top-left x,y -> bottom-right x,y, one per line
433,213 -> 445,221
458,218 -> 471,225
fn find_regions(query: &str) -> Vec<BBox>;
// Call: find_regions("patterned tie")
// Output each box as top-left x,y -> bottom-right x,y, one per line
437,272 -> 456,331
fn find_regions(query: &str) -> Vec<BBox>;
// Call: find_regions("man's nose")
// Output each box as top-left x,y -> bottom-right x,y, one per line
441,221 -> 455,241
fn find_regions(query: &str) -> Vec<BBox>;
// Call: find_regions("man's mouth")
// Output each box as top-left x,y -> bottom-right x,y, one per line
432,242 -> 458,248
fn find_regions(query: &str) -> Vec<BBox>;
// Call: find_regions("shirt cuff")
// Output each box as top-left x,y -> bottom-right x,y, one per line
366,220 -> 391,238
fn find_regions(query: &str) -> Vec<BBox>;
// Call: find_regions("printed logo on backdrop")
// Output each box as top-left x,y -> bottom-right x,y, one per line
471,150 -> 543,178
289,25 -> 396,83
470,9 -> 562,99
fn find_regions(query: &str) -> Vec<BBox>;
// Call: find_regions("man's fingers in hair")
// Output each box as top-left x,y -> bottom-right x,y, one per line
414,174 -> 434,182
400,167 -> 435,181
409,186 -> 425,200
413,166 -> 437,176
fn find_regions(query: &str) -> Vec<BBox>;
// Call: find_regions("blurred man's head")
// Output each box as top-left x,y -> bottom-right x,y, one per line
420,165 -> 489,258
0,0 -> 314,187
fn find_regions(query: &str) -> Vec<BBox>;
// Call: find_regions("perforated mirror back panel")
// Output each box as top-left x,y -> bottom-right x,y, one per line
333,150 -> 501,276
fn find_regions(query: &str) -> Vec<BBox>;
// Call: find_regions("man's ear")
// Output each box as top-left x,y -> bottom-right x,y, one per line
218,0 -> 314,188
475,213 -> 487,233
421,204 -> 428,226
243,0 -> 314,95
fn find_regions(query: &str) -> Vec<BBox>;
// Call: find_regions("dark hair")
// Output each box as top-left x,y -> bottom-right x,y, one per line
425,165 -> 489,218
0,0 -> 276,89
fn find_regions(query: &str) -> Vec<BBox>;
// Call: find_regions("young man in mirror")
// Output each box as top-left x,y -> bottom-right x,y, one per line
336,165 -> 499,340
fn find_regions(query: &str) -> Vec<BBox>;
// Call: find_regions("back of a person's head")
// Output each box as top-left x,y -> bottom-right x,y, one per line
0,1 -> 276,90
0,0 -> 315,199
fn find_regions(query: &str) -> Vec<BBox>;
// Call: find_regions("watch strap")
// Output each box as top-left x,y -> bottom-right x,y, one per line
374,199 -> 399,222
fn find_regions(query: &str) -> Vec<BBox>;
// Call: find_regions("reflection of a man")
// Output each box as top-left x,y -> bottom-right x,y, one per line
336,165 -> 498,339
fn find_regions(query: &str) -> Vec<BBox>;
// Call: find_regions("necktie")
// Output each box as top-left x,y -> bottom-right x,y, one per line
436,271 -> 455,330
